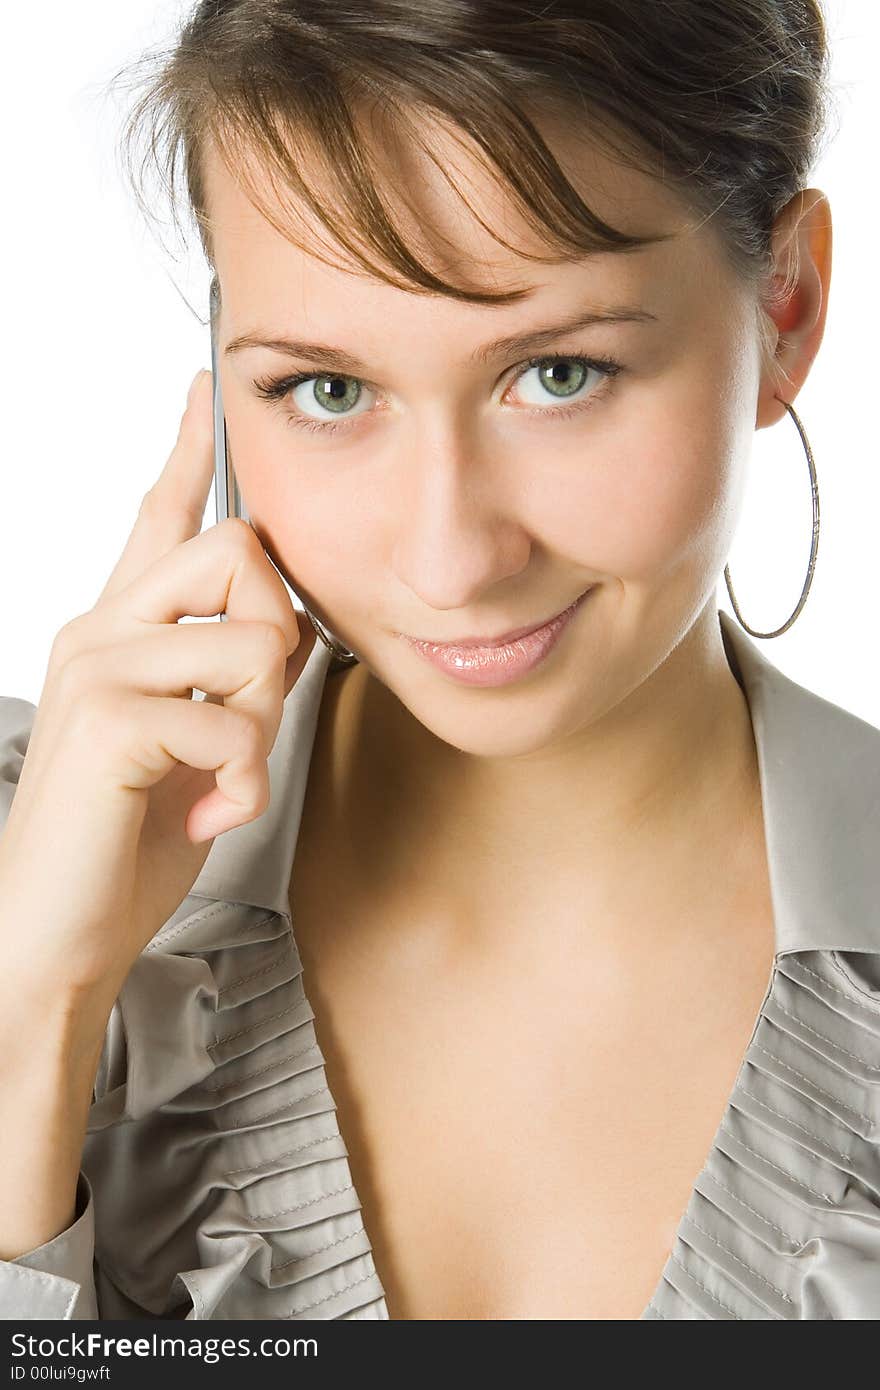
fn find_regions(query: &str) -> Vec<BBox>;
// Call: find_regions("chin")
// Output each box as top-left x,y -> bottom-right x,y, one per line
384,658 -> 590,761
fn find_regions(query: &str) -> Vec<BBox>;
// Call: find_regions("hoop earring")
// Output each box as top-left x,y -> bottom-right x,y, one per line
301,604 -> 359,666
724,397 -> 820,639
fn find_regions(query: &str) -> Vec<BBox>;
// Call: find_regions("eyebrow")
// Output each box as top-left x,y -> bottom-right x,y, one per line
224,303 -> 658,373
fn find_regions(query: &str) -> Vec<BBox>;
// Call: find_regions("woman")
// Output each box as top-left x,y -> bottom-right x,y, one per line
1,0 -> 878,1321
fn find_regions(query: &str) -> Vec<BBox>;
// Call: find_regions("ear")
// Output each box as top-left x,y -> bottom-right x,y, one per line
755,188 -> 833,430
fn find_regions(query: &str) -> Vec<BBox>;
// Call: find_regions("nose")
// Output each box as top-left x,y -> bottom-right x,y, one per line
389,422 -> 531,613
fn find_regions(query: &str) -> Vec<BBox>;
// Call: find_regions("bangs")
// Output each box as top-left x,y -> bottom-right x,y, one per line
118,45 -> 674,306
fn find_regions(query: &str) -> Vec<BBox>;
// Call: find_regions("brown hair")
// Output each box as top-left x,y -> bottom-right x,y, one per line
112,0 -> 836,371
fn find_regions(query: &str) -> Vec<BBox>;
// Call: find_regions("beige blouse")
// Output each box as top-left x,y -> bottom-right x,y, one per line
1,607 -> 880,1320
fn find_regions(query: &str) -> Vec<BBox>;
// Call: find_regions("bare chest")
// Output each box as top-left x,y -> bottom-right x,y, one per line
287,834 -> 776,1320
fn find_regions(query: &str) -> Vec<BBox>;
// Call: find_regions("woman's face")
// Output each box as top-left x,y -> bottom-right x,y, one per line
205,112 -> 808,760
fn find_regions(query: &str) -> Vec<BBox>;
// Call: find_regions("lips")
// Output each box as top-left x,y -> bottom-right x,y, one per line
400,587 -> 595,649
399,585 -> 595,687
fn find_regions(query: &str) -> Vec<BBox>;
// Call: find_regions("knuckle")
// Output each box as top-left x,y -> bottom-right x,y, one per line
220,516 -> 257,553
49,615 -> 88,669
244,758 -> 271,817
227,708 -> 266,760
94,689 -> 137,746
64,680 -> 124,743
250,777 -> 271,819
137,485 -> 163,521
51,646 -> 95,700
140,482 -> 200,532
258,622 -> 288,665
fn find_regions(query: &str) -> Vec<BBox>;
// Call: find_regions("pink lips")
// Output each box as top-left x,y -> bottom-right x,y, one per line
399,587 -> 595,687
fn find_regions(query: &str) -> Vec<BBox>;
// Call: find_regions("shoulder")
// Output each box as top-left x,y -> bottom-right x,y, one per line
755,660 -> 880,838
0,693 -> 37,758
0,695 -> 37,831
770,662 -> 880,755
786,684 -> 880,984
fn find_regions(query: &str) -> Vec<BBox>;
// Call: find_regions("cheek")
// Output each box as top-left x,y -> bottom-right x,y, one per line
542,376 -> 744,583
240,448 -> 381,601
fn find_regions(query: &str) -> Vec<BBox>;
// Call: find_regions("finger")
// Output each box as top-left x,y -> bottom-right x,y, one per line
199,614 -> 315,709
95,370 -> 215,606
97,517 -> 304,661
201,611 -> 316,705
84,619 -> 292,757
112,691 -> 272,843
282,611 -> 317,694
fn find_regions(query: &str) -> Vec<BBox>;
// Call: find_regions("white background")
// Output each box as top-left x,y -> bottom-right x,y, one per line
0,0 -> 877,719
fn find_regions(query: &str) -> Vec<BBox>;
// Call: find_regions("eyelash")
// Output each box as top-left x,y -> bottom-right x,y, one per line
252,353 -> 624,436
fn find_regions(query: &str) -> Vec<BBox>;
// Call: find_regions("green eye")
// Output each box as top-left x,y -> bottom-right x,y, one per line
535,360 -> 589,398
253,351 -> 623,437
514,355 -> 617,410
307,375 -> 362,414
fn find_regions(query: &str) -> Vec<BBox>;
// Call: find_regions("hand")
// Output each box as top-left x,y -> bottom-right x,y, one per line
0,370 -> 316,1007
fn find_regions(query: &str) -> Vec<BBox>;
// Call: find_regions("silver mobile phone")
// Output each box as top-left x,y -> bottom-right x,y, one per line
208,276 -> 336,656
210,275 -> 249,527
210,275 -> 251,624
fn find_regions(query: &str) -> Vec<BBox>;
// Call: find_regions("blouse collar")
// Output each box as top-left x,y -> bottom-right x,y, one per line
188,608 -> 880,960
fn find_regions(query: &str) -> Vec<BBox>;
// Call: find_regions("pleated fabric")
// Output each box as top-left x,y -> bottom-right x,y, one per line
641,949 -> 880,1319
83,892 -> 389,1320
80,912 -> 880,1320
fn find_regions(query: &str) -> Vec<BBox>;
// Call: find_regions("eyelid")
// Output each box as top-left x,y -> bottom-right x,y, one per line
252,348 -> 624,433
278,346 -> 605,391
503,353 -> 621,401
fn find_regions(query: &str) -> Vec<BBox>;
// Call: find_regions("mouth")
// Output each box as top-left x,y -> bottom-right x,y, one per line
397,587 -> 596,649
396,585 -> 597,689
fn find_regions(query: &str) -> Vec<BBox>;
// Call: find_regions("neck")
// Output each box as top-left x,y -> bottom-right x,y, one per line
319,601 -> 763,949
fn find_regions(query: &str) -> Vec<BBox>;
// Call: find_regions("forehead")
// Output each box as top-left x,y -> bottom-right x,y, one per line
200,104 -> 749,360
202,100 -> 706,285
